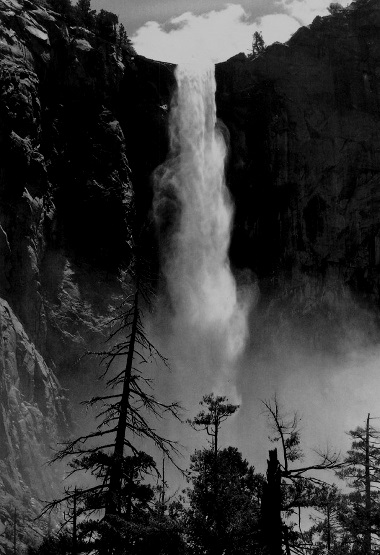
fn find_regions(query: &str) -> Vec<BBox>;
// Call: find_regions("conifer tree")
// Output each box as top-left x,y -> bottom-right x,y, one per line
96,9 -> 119,42
337,414 -> 380,554
307,484 -> 349,554
327,2 -> 346,15
188,393 -> 239,459
187,394 -> 239,555
186,446 -> 264,555
117,23 -> 136,57
251,31 -> 266,57
42,253 -> 182,553
261,396 -> 341,555
75,0 -> 96,29
47,0 -> 75,24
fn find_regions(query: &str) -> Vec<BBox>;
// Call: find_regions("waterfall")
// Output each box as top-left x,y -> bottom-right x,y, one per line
154,63 -> 250,401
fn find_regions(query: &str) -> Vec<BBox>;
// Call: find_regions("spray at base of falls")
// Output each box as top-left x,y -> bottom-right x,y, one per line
154,63 -> 252,403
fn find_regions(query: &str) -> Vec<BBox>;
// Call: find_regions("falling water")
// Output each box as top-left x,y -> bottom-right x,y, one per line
153,63 -> 250,401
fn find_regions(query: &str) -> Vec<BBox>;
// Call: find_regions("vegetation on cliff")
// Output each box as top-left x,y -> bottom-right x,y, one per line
45,0 -> 135,57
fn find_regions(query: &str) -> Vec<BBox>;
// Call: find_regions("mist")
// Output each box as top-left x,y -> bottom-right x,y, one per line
229,285 -> 380,473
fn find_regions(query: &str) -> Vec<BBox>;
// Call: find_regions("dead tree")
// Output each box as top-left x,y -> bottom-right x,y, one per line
42,254 -> 182,551
261,395 -> 341,555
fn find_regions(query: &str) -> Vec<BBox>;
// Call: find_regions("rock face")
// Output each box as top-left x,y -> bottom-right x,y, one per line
4,0 -> 380,544
0,0 -> 173,547
0,298 -> 69,551
216,0 -> 380,337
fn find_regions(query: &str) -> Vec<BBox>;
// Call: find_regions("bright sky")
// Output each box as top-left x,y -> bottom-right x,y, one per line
91,0 -> 350,63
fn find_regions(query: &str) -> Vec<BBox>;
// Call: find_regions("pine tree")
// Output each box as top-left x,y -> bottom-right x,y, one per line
46,0 -> 75,24
307,484 -> 347,554
337,414 -> 380,553
186,446 -> 264,555
41,254 -> 182,553
187,394 -> 239,555
96,9 -> 119,42
188,393 -> 239,460
261,396 -> 341,555
117,23 -> 136,57
75,0 -> 96,29
327,2 -> 346,15
251,31 -> 266,57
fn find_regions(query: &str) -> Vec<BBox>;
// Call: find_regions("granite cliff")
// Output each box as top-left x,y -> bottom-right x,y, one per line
2,0 -> 380,548
216,0 -> 380,348
0,0 -> 173,548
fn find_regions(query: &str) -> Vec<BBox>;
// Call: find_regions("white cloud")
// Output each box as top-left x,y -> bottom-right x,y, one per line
258,13 -> 300,44
132,3 -> 300,64
131,0 -> 355,64
276,0 -> 349,25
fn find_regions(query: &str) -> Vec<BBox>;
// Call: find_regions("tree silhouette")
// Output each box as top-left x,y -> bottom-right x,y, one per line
261,396 -> 341,555
327,2 -> 346,15
337,414 -> 380,554
188,394 -> 239,555
117,23 -> 136,57
307,484 -> 348,554
251,31 -> 266,57
188,393 -> 239,459
186,446 -> 264,555
46,0 -> 75,24
96,9 -> 119,42
75,0 -> 96,29
41,253 -> 182,552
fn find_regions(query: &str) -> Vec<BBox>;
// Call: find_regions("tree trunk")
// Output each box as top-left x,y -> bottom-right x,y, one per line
161,456 -> 166,509
283,527 -> 291,555
326,504 -> 331,553
364,413 -> 371,555
13,508 -> 16,555
214,417 -> 218,461
261,448 -> 283,555
213,421 -> 221,555
72,488 -> 77,555
106,290 -> 139,516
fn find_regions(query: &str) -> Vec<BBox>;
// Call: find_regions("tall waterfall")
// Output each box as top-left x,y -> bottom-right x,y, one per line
154,64 -> 250,401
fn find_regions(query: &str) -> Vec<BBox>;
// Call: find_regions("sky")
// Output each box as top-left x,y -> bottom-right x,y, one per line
91,0 -> 350,63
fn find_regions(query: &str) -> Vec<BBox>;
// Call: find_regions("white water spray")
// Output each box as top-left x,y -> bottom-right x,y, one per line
154,64 -> 250,401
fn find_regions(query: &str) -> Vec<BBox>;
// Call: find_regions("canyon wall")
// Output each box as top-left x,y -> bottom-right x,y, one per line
216,0 -> 380,347
0,0 -> 173,547
2,0 -> 380,547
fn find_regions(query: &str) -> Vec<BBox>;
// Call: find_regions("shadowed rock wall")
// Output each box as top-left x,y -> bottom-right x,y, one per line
216,0 -> 380,342
0,0 -> 174,546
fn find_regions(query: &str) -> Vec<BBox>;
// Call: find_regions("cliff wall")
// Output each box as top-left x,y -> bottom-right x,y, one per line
0,0 -> 173,546
217,0 -> 380,308
216,0 -> 380,346
3,0 -> 380,545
